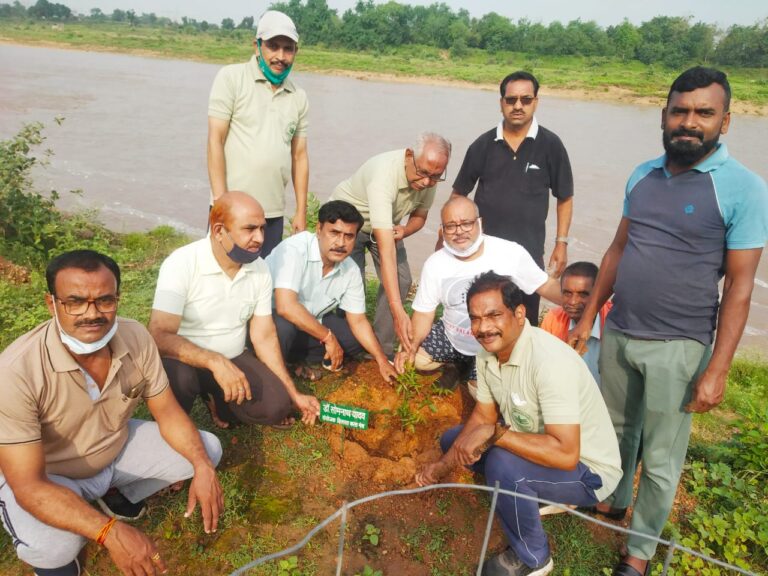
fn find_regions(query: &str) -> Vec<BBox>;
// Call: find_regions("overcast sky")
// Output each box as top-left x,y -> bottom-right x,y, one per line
35,0 -> 768,29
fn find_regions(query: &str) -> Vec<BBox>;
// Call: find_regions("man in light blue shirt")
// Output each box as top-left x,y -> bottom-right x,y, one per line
266,201 -> 398,383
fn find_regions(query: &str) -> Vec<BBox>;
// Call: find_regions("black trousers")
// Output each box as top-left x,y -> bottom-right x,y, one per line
273,310 -> 364,364
162,351 -> 292,426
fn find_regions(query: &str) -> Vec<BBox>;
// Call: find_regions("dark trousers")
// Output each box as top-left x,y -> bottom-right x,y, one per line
441,425 -> 602,568
261,216 -> 284,258
162,351 -> 292,426
522,291 -> 541,327
350,230 -> 412,358
273,310 -> 364,364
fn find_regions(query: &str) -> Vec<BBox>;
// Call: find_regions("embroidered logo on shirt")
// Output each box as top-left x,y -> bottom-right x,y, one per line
684,204 -> 695,214
510,408 -> 534,432
284,121 -> 297,144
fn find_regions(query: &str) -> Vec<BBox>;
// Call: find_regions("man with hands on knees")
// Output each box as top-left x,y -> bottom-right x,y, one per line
266,200 -> 399,383
0,250 -> 223,576
149,191 -> 320,429
330,132 -> 452,359
418,272 -> 620,576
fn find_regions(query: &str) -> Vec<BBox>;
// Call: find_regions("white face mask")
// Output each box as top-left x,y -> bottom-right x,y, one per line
442,221 -> 485,259
53,304 -> 118,355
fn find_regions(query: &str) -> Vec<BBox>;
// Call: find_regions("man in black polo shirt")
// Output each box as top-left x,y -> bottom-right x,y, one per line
451,71 -> 574,325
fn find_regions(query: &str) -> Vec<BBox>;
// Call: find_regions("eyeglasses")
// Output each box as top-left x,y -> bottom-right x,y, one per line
412,156 -> 447,183
441,219 -> 478,234
503,96 -> 536,106
55,295 -> 119,316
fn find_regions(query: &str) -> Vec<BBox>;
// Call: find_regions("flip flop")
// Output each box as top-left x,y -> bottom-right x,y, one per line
577,504 -> 627,520
294,364 -> 323,381
612,560 -> 650,576
270,416 -> 296,431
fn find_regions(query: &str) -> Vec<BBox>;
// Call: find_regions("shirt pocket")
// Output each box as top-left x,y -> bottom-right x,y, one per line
239,300 -> 257,323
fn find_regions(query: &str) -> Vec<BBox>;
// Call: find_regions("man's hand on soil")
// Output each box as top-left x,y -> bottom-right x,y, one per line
377,358 -> 399,383
415,461 -> 448,486
105,521 -> 167,575
294,394 -> 321,425
393,350 -> 414,376
186,463 -> 224,534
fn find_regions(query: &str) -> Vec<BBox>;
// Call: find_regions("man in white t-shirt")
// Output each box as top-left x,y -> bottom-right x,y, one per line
148,192 -> 320,429
395,196 -> 561,393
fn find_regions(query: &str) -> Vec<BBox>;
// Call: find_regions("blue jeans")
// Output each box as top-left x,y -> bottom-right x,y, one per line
441,425 -> 603,568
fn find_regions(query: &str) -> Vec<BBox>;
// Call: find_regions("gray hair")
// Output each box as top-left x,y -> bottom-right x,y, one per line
414,132 -> 452,159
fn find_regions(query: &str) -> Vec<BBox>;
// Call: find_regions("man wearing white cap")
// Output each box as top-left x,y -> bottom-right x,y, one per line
207,10 -> 309,257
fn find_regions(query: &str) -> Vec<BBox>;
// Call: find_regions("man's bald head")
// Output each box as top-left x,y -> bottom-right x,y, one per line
210,191 -> 265,230
441,195 -> 479,222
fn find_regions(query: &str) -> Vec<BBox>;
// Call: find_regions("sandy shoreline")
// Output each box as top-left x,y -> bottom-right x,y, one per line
2,37 -> 767,116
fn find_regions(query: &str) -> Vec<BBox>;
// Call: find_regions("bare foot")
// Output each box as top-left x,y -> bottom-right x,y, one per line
204,396 -> 230,429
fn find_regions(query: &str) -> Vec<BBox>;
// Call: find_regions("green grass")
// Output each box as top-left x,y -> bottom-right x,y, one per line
2,21 -> 767,106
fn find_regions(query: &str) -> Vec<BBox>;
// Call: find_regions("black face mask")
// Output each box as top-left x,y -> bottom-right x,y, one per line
221,229 -> 261,264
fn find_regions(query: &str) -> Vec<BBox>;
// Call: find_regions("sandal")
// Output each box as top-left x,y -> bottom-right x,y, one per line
612,559 -> 650,576
294,364 -> 323,382
577,504 -> 627,521
270,416 -> 296,431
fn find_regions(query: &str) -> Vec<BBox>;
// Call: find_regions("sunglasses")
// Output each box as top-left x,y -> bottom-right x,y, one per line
503,96 -> 536,106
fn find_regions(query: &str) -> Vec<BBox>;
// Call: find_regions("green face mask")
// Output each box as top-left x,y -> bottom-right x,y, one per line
257,40 -> 293,85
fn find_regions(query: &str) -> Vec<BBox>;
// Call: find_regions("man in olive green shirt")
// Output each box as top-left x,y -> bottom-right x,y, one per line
207,10 -> 309,256
330,132 -> 451,357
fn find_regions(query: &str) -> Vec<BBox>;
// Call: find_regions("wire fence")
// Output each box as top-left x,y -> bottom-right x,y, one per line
229,482 -> 758,576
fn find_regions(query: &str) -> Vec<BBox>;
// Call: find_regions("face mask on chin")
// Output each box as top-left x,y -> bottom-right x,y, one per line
257,41 -> 292,85
442,221 -> 485,259
221,229 -> 261,264
53,304 -> 118,356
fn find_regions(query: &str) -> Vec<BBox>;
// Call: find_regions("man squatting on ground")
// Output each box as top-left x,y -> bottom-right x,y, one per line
417,272 -> 621,576
207,10 -> 309,256
330,132 -> 451,359
0,250 -> 223,576
570,67 -> 768,576
266,200 -> 399,383
540,261 -> 612,387
149,192 -> 320,430
451,71 -> 574,326
396,196 -> 561,394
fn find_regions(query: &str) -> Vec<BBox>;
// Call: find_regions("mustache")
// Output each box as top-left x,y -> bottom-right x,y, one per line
671,127 -> 704,140
475,330 -> 500,339
331,248 -> 347,254
75,318 -> 108,327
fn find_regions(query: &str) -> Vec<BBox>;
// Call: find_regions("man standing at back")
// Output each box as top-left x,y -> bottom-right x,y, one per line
207,10 -> 309,257
571,67 -> 768,576
452,71 -> 573,325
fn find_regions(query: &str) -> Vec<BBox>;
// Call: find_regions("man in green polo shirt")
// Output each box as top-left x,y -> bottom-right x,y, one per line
207,10 -> 309,257
330,132 -> 452,358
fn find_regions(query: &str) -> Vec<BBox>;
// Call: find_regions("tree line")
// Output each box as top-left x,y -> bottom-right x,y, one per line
2,0 -> 767,68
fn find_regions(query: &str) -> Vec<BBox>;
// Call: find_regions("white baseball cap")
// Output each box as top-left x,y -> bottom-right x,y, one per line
256,10 -> 299,43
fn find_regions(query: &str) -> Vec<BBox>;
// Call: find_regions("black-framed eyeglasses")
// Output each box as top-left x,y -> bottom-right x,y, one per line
54,295 -> 119,316
503,96 -> 536,106
441,219 -> 478,234
412,156 -> 447,183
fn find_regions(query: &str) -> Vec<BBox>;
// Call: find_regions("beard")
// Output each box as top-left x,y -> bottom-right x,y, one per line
663,128 -> 719,167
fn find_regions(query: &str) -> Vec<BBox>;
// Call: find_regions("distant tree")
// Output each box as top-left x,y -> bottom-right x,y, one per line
200,20 -> 210,31
637,16 -> 691,67
126,9 -> 136,27
237,15 -> 254,30
88,7 -> 105,21
28,0 -> 71,21
111,8 -> 126,22
714,23 -> 768,67
607,20 -> 641,61
473,12 -> 514,52
0,1 -> 28,19
221,17 -> 235,30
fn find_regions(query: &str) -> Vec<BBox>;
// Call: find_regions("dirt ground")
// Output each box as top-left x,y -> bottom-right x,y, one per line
28,359 -> 629,576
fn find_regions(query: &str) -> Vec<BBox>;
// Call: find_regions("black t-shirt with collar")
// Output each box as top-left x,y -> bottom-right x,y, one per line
452,123 -> 574,264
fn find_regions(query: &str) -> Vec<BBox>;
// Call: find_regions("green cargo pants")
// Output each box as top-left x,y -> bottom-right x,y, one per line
599,329 -> 711,560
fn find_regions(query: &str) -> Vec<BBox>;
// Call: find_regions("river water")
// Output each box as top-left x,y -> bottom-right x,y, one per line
1,43 -> 767,350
